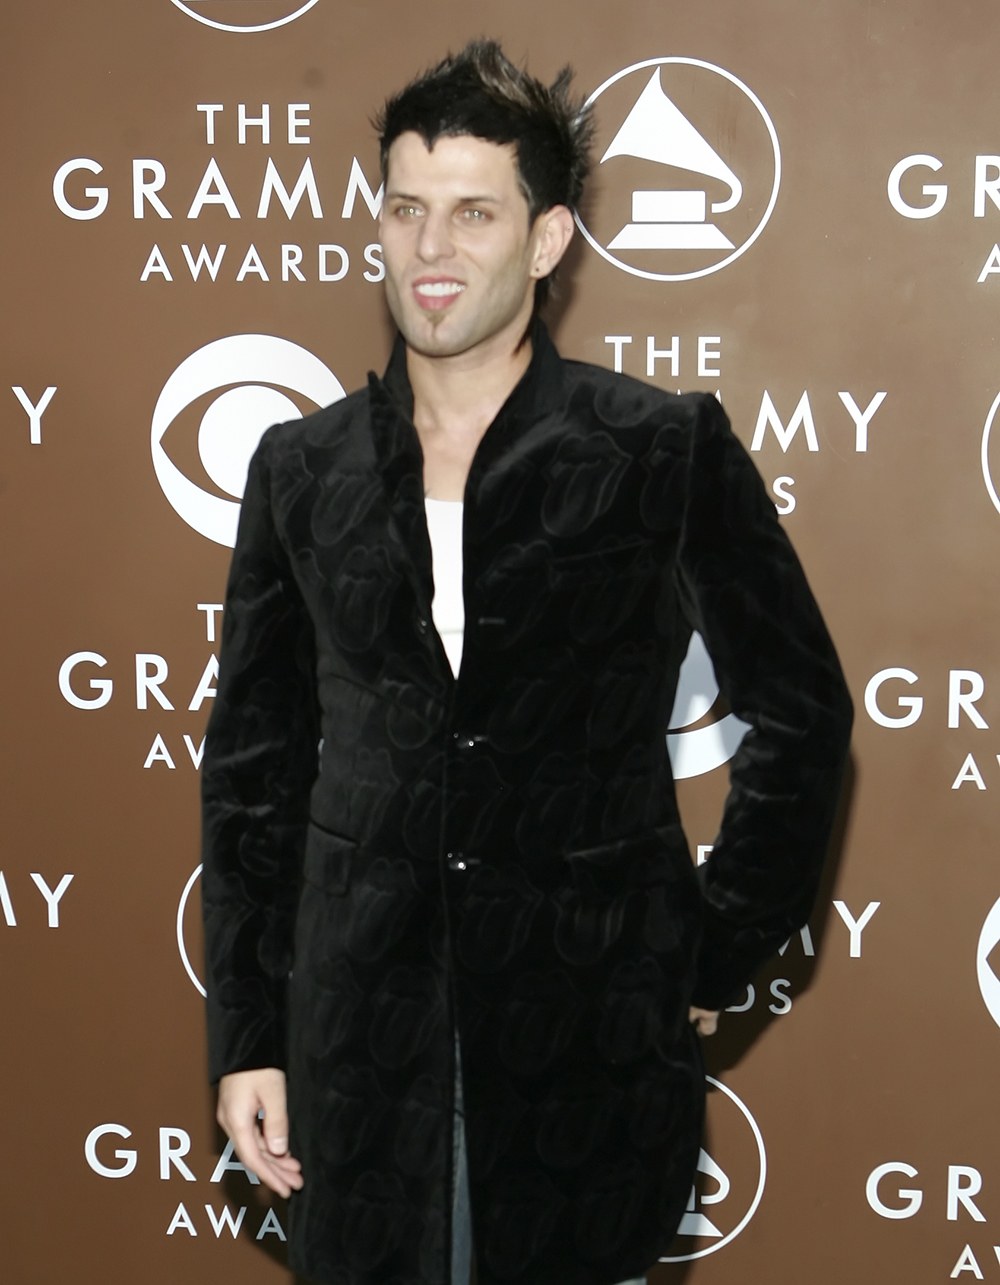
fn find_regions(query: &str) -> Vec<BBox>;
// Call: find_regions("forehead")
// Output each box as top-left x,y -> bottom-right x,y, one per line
385,131 -> 523,197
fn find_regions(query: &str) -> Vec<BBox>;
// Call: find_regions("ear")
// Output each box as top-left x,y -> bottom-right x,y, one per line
529,204 -> 575,280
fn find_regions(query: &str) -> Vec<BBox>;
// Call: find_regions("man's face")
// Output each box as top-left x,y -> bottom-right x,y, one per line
379,132 -> 541,359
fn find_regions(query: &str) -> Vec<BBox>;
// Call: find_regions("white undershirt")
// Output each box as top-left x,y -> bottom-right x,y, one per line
425,498 -> 465,677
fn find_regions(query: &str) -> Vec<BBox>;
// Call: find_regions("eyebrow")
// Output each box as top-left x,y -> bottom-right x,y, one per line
385,190 -> 503,205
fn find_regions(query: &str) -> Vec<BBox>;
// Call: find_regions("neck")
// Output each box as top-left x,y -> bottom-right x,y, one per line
407,318 -> 533,443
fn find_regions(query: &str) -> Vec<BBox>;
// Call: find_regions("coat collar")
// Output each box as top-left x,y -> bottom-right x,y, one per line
367,316 -> 566,488
364,321 -> 567,684
365,318 -> 566,579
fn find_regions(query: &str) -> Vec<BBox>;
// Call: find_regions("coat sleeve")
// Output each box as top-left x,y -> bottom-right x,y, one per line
675,395 -> 853,1011
200,427 -> 320,1083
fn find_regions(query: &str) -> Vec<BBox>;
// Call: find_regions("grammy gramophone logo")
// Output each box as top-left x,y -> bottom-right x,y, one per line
577,58 -> 781,282
660,1077 -> 767,1263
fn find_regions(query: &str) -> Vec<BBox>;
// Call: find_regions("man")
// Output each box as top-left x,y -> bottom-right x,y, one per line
202,40 -> 853,1285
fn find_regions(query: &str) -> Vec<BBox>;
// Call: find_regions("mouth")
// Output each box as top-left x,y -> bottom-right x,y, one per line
412,278 -> 467,312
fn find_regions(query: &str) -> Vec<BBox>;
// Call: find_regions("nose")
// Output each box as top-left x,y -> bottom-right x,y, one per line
416,208 -> 455,263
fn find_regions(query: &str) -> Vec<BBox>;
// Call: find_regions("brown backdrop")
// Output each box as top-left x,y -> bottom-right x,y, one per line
4,2 -> 1000,1281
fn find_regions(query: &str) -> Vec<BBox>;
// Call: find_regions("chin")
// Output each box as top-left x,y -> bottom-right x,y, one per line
390,284 -> 530,359
399,311 -> 478,358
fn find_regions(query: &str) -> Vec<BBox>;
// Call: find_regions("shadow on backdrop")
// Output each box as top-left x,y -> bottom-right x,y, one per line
703,751 -> 856,1074
651,752 -> 856,1284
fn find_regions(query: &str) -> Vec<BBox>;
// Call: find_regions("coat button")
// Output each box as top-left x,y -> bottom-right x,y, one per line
447,852 -> 467,871
416,617 -> 428,635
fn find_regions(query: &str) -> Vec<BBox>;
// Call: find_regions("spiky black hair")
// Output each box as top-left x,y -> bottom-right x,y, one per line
375,39 -> 593,312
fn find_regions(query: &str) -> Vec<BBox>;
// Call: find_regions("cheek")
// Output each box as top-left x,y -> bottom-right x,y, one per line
471,231 -> 532,284
378,230 -> 410,286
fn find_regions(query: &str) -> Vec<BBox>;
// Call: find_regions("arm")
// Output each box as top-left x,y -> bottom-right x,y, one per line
201,427 -> 320,1082
676,397 -> 854,1011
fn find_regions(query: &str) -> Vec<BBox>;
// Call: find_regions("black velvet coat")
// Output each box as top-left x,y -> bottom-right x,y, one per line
201,322 -> 853,1285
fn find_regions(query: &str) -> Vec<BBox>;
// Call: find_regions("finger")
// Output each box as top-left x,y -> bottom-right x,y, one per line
256,1164 -> 294,1199
687,1007 -> 718,1036
258,1077 -> 290,1157
250,1124 -> 303,1188
228,1119 -> 274,1186
252,1132 -> 302,1176
257,1163 -> 300,1197
264,1155 -> 304,1189
240,1136 -> 297,1197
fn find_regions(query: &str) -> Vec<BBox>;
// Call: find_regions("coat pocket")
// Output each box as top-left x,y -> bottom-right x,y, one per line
303,822 -> 357,896
555,833 -> 668,968
562,831 -> 672,897
562,828 -> 700,912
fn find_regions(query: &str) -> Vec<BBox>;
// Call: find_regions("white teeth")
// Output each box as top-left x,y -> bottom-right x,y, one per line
415,281 -> 465,297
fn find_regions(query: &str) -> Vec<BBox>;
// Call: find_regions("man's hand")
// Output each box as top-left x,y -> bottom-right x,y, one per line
216,1067 -> 303,1198
689,1006 -> 720,1037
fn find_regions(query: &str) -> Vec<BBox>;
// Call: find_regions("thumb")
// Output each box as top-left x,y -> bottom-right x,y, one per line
259,1077 -> 290,1157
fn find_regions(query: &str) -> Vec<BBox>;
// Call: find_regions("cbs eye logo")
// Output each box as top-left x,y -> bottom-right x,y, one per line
151,333 -> 344,547
169,0 -> 320,34
981,391 -> 1000,521
977,894 -> 1000,1030
177,865 -> 205,997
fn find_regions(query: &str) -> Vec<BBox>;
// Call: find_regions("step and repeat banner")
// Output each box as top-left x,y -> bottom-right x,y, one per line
3,1 -> 1000,1282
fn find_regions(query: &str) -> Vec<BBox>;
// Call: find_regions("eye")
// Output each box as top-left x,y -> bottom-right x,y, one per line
461,207 -> 489,221
394,204 -> 421,218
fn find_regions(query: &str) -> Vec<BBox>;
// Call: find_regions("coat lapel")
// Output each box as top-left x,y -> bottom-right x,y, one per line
365,322 -> 568,675
367,336 -> 437,631
464,319 -> 566,491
